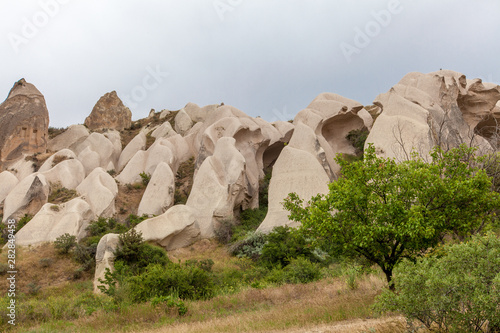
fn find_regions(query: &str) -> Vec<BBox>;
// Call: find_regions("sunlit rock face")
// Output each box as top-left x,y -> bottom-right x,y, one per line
0,79 -> 49,169
84,91 -> 132,131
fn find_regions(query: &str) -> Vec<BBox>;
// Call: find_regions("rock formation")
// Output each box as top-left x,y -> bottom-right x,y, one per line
84,91 -> 132,131
0,79 -> 49,169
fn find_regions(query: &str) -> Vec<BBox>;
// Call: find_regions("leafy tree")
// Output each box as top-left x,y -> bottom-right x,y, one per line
284,144 -> 500,289
375,232 -> 500,332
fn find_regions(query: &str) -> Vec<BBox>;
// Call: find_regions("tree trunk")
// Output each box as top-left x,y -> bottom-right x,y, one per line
383,269 -> 395,290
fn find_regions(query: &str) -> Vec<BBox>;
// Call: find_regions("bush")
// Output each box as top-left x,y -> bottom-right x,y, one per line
375,233 -> 500,333
260,226 -> 323,268
114,229 -> 170,275
229,231 -> 268,260
139,172 -> 151,186
72,243 -> 98,271
214,219 -> 235,244
15,214 -> 32,233
127,263 -> 215,302
54,233 -> 77,255
265,258 -> 322,285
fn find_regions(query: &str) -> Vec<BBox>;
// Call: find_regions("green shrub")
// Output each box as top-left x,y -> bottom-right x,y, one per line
139,172 -> 151,186
38,258 -> 53,268
54,233 -> 77,255
283,257 -> 323,284
114,229 -> 170,275
375,233 -> 500,333
229,231 -> 268,260
15,214 -> 32,233
260,226 -> 323,268
230,208 -> 268,242
72,243 -> 98,271
214,219 -> 235,244
185,259 -> 214,273
150,294 -> 188,316
127,263 -> 215,302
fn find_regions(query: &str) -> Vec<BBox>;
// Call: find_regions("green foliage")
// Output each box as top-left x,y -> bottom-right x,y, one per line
260,226 -> 325,268
39,258 -> 53,268
214,218 -> 235,244
345,128 -> 369,156
114,229 -> 170,275
16,214 -> 32,233
150,295 -> 188,316
48,184 -> 78,203
124,214 -> 148,228
72,243 -> 97,271
127,263 -> 215,302
231,208 -> 268,242
265,258 -> 322,285
84,217 -> 131,245
229,231 -> 268,260
184,259 -> 214,273
139,172 -> 151,186
284,144 -> 500,288
54,233 -> 77,255
375,233 -> 500,332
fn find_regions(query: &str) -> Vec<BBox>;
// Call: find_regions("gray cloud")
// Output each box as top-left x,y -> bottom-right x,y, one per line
1,0 -> 499,127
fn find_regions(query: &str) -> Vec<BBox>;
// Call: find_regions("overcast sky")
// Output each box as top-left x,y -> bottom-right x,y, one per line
1,0 -> 499,128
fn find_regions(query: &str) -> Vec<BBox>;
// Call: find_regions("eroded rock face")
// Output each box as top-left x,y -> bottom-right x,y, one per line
0,171 -> 19,204
135,205 -> 200,250
93,233 -> 120,293
3,173 -> 49,222
137,162 -> 175,216
365,70 -> 499,160
186,137 -> 247,237
76,168 -> 118,217
15,198 -> 95,247
47,125 -> 89,152
0,79 -> 49,169
84,91 -> 132,131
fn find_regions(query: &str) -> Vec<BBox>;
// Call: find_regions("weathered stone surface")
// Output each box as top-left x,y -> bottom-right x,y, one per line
76,168 -> 118,217
74,133 -> 116,174
41,159 -> 85,190
365,70 -> 498,160
174,108 -> 194,135
257,146 -> 330,233
137,162 -> 175,217
151,121 -> 176,139
117,132 -> 146,172
0,79 -> 49,168
135,205 -> 200,250
84,91 -> 132,131
94,233 -> 120,293
103,130 -> 122,170
159,109 -> 170,119
15,198 -> 94,247
186,137 -> 247,238
47,125 -> 89,152
3,173 -> 49,222
38,149 -> 78,172
0,171 -> 19,204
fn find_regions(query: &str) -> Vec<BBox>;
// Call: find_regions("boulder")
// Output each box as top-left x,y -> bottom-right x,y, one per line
151,121 -> 176,139
40,159 -> 85,190
93,233 -> 120,293
117,132 -> 146,172
76,168 -> 118,217
0,171 -> 19,203
84,91 -> 132,131
159,109 -> 171,119
0,79 -> 49,168
186,137 -> 247,237
14,198 -> 95,247
137,162 -> 175,216
103,130 -> 122,169
47,125 -> 89,152
135,205 -> 200,250
3,173 -> 49,222
74,132 -> 116,174
38,149 -> 78,172
174,108 -> 194,135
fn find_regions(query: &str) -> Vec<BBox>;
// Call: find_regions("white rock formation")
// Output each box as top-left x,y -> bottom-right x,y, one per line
41,159 -> 86,190
0,171 -> 19,204
137,162 -> 175,217
174,108 -> 194,135
76,168 -> 118,217
117,132 -> 146,172
38,149 -> 78,172
15,198 -> 94,246
47,124 -> 89,152
93,233 -> 120,293
186,137 -> 247,237
3,173 -> 49,222
135,205 -> 201,250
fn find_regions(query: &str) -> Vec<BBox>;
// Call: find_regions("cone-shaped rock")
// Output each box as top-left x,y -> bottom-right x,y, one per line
84,91 -> 132,131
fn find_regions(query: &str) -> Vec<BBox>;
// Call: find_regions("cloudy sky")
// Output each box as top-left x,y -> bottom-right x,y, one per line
1,0 -> 499,127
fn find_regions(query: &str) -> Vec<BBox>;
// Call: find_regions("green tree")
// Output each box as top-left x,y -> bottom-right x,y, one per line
284,144 -> 500,289
375,233 -> 500,332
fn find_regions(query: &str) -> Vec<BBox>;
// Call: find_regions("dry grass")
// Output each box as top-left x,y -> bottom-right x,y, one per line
47,182 -> 79,204
0,243 -> 89,294
114,184 -> 147,221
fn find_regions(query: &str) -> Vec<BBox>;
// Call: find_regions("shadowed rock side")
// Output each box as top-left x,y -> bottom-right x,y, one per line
0,79 -> 49,169
365,70 -> 500,160
84,91 -> 132,131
